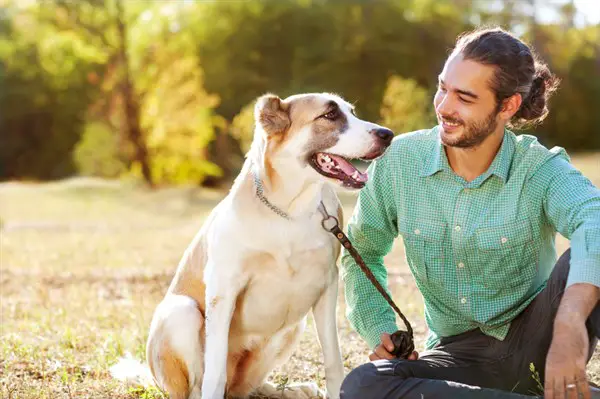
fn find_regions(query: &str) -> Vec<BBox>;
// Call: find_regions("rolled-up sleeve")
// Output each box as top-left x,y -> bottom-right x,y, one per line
542,156 -> 600,288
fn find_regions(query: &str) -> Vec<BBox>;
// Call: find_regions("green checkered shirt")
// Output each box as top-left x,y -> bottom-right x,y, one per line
341,127 -> 600,350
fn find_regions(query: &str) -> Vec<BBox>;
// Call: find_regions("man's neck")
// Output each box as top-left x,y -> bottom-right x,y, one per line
445,128 -> 505,182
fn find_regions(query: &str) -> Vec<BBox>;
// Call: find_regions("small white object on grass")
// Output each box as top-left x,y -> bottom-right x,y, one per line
109,352 -> 154,387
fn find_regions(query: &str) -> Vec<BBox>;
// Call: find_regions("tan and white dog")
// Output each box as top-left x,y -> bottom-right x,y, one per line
140,93 -> 393,399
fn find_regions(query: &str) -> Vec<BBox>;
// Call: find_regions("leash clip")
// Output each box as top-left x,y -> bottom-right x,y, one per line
321,215 -> 339,232
318,201 -> 339,232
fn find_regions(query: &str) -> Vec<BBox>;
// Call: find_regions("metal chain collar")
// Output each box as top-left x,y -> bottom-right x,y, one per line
253,171 -> 291,220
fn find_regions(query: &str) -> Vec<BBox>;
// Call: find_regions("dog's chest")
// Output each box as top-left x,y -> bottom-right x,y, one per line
248,215 -> 333,253
231,235 -> 336,335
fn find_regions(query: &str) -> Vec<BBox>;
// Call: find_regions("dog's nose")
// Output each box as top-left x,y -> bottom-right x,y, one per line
372,128 -> 394,143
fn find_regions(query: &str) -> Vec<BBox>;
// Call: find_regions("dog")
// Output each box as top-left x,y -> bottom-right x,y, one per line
138,93 -> 393,399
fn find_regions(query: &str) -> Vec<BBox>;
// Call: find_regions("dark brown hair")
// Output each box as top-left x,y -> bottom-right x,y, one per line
453,27 -> 560,129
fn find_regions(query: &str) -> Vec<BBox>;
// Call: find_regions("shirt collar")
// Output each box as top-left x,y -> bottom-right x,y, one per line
420,128 -> 446,177
487,130 -> 514,183
420,127 -> 514,184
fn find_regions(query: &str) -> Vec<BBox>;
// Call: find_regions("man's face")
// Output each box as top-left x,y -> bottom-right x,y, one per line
433,52 -> 501,148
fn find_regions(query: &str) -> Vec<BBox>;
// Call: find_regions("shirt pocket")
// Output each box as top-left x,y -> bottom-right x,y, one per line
399,218 -> 447,285
475,218 -> 536,290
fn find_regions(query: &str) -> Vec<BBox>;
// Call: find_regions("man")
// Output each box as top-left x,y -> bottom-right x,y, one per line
340,27 -> 600,399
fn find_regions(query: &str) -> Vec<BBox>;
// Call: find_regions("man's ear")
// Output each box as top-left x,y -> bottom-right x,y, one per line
499,93 -> 522,120
254,94 -> 290,136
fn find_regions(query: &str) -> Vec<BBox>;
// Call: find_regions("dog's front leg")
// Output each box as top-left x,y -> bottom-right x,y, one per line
312,273 -> 344,399
201,259 -> 246,399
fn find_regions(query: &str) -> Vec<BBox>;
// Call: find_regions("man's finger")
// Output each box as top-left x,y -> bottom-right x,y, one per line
544,369 -> 555,399
554,377 -> 566,399
408,351 -> 419,361
566,379 -> 579,399
380,333 -> 395,352
374,345 -> 395,360
368,352 -> 380,362
544,382 -> 554,399
576,373 -> 591,399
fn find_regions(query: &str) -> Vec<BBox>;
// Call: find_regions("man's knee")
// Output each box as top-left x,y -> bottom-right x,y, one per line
340,363 -> 376,399
340,360 -> 406,399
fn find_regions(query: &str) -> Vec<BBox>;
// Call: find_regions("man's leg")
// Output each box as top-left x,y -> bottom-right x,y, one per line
340,332 -> 537,399
340,249 -> 599,399
497,248 -> 598,392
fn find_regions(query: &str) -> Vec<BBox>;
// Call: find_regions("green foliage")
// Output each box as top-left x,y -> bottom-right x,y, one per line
529,362 -> 545,395
127,386 -> 167,399
73,122 -> 127,178
526,25 -> 600,150
131,3 -> 222,184
0,1 -> 102,179
189,0 -> 470,122
1,0 -> 599,184
230,101 -> 256,154
380,75 -> 436,134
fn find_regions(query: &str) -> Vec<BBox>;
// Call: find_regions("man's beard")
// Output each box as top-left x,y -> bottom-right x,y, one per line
440,109 -> 499,148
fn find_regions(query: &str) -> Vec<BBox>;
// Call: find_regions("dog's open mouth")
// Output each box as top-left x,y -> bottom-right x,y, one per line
309,153 -> 369,189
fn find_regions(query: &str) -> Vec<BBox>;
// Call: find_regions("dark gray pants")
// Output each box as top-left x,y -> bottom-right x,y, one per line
340,250 -> 600,398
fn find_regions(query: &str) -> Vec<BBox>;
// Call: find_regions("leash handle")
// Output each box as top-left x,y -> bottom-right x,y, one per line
319,206 -> 415,359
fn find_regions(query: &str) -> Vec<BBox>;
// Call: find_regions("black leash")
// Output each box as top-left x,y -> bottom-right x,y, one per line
318,202 -> 415,359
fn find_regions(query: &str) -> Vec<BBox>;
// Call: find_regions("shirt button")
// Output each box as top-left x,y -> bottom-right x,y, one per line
454,225 -> 462,232
501,237 -> 508,244
458,262 -> 465,268
414,229 -> 421,235
461,297 -> 467,304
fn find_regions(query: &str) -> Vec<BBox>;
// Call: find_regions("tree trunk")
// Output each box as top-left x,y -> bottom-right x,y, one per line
115,0 -> 152,186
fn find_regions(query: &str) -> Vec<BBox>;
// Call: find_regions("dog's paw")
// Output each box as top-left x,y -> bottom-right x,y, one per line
252,381 -> 325,399
285,382 -> 324,399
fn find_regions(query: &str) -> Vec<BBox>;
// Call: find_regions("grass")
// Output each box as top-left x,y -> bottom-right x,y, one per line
1,152 -> 599,398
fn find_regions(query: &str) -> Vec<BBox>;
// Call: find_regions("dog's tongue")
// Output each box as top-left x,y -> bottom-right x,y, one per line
328,154 -> 368,182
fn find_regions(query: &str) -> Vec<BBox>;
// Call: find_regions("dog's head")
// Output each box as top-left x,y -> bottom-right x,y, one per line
252,92 -> 393,190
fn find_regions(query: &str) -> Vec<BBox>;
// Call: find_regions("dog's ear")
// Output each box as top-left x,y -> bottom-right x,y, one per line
254,94 -> 290,136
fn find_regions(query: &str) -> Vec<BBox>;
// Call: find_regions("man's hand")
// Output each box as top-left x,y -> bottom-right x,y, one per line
544,313 -> 591,398
369,333 -> 419,361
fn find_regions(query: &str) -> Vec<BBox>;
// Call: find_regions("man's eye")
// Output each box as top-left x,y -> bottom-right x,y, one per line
459,97 -> 472,104
438,85 -> 447,92
322,110 -> 338,120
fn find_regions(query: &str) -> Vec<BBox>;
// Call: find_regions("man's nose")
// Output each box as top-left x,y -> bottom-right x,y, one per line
371,128 -> 394,143
435,92 -> 454,116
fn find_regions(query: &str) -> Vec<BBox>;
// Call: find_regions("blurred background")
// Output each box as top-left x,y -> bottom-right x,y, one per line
1,0 -> 598,187
1,1 -> 600,398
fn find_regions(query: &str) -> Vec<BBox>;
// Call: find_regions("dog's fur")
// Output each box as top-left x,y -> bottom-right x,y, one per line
138,93 -> 392,399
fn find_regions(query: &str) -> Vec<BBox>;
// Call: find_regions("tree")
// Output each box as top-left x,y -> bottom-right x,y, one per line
379,75 -> 436,134
114,0 -> 152,184
0,0 -> 103,179
44,0 -> 154,184
134,2 -> 222,184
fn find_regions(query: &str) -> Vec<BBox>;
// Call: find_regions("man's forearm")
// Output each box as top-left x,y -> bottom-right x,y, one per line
554,283 -> 599,327
342,257 -> 398,349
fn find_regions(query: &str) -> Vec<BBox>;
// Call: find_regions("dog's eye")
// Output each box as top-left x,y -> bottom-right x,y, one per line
322,110 -> 338,120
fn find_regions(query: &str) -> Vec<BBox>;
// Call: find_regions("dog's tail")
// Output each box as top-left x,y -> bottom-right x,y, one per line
109,352 -> 155,387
